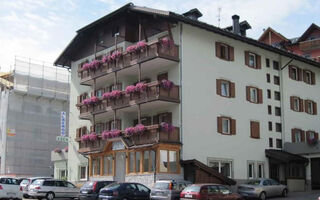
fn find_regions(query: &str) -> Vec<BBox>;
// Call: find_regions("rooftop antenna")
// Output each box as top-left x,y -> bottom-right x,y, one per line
217,7 -> 222,27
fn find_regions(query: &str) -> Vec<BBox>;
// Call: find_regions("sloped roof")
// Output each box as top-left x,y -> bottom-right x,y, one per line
298,23 -> 320,42
258,27 -> 289,42
54,3 -> 320,69
265,149 -> 308,163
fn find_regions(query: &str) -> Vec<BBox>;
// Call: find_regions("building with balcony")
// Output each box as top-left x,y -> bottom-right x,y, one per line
55,3 -> 320,191
259,24 -> 320,62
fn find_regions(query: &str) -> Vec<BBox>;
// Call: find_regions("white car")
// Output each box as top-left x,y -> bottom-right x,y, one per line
0,177 -> 22,199
28,179 -> 79,200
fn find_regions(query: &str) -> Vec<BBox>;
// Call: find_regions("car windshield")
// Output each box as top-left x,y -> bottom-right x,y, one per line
154,182 -> 170,190
246,180 -> 261,185
21,179 -> 30,185
183,185 -> 201,192
32,180 -> 42,186
83,181 -> 95,188
104,183 -> 120,190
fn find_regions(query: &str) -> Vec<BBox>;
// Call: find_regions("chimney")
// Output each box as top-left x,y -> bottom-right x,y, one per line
182,8 -> 203,21
232,15 -> 240,35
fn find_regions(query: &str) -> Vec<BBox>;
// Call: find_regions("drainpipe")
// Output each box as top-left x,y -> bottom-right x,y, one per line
83,154 -> 90,181
179,22 -> 183,160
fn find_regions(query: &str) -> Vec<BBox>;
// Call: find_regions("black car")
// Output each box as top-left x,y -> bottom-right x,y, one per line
80,181 -> 114,200
99,182 -> 150,200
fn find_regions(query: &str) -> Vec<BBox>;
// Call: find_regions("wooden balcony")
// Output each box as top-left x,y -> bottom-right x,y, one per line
77,124 -> 180,154
299,38 -> 320,51
78,40 -> 179,86
76,81 -> 180,119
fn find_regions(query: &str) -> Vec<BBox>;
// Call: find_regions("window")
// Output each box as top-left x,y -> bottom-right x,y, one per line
268,121 -> 272,131
103,155 -> 113,176
267,90 -> 271,99
95,123 -> 104,134
292,129 -> 304,143
216,79 -> 235,98
245,51 -> 261,69
274,76 -> 280,85
159,150 -> 179,173
220,44 -> 229,60
266,74 -> 270,83
217,117 -> 236,135
143,150 -> 155,173
209,160 -> 232,178
248,53 -> 256,68
289,65 -> 301,81
79,166 -> 87,180
129,152 -> 135,173
275,107 -> 281,116
250,121 -> 260,139
273,61 -> 279,70
222,118 -> 230,134
128,152 -> 141,173
219,186 -> 232,195
276,139 -> 282,148
305,70 -> 312,84
276,123 -> 282,132
274,91 -> 280,101
305,100 -> 317,115
303,70 -> 315,85
59,170 -> 66,180
269,138 -> 273,147
95,89 -> 104,98
221,81 -> 230,97
257,163 -> 264,178
266,58 -> 270,67
268,105 -> 272,115
92,157 -> 101,176
290,96 -> 302,112
308,131 -> 315,140
246,86 -> 262,104
215,42 -> 234,61
248,162 -> 255,179
250,88 -> 258,103
289,164 -> 305,178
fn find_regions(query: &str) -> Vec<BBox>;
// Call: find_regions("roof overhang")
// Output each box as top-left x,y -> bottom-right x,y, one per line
265,149 -> 309,164
298,23 -> 320,42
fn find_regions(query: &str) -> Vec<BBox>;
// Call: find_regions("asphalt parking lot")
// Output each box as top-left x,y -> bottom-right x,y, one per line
271,190 -> 320,200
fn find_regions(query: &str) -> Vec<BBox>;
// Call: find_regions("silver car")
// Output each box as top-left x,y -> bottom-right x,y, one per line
150,179 -> 192,200
237,178 -> 287,200
28,179 -> 79,200
20,177 -> 52,198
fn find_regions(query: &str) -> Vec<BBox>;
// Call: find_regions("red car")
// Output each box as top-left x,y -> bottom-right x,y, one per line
180,184 -> 243,200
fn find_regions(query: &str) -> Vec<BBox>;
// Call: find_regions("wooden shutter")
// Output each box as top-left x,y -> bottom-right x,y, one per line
299,98 -> 304,112
258,89 -> 263,104
291,129 -> 296,143
290,96 -> 294,110
304,100 -> 309,113
244,51 -> 249,66
228,46 -> 234,61
215,42 -> 221,58
231,119 -> 236,135
246,86 -> 250,101
313,101 -> 317,115
297,68 -> 302,81
153,115 -> 159,125
230,82 -> 235,98
311,71 -> 316,85
216,79 -> 222,95
217,117 -> 222,133
250,121 -> 260,139
301,131 -> 305,142
306,131 -> 311,140
288,66 -> 294,79
303,70 -> 307,83
256,54 -> 261,69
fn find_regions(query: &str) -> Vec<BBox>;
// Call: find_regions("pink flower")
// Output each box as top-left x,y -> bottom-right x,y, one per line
125,127 -> 136,136
89,133 -> 98,141
90,96 -> 99,104
136,41 -> 147,51
135,82 -> 147,92
102,92 -> 112,100
82,63 -> 90,70
160,80 -> 174,90
126,45 -> 137,53
110,90 -> 122,99
102,131 -> 110,140
82,98 -> 91,105
110,51 -> 122,60
90,60 -> 100,70
110,130 -> 121,137
134,124 -> 146,134
160,122 -> 175,132
161,37 -> 174,47
125,85 -> 136,94
81,134 -> 90,142
54,148 -> 62,153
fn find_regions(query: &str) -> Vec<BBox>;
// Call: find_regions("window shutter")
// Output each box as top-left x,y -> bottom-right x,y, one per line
315,132 -> 319,141
303,70 -> 307,83
250,121 -> 260,139
258,89 -> 263,104
306,131 -> 311,140
244,51 -> 249,66
215,42 -> 221,58
290,96 -> 294,110
76,128 -> 80,139
216,79 -> 222,95
153,115 -> 159,125
313,101 -> 317,115
291,129 -> 296,143
217,117 -> 222,133
246,86 -> 250,101
311,72 -> 316,85
301,131 -> 305,142
299,98 -> 304,112
304,100 -> 309,113
231,119 -> 236,135
297,68 -> 302,81
288,66 -> 294,79
230,82 -> 235,98
256,54 -> 261,69
229,46 -> 234,61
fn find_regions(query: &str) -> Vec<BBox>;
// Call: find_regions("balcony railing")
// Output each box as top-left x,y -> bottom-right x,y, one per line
299,38 -> 320,51
77,81 -> 180,119
77,40 -> 179,85
76,124 -> 180,154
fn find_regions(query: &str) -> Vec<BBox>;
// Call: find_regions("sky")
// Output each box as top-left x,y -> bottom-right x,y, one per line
0,0 -> 319,71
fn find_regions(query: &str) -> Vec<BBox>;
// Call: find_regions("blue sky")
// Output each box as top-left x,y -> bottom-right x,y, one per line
0,0 -> 319,71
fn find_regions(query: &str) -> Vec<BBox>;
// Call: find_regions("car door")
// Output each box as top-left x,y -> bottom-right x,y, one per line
4,178 -> 15,197
135,183 -> 150,200
218,185 -> 233,200
207,185 -> 221,200
65,181 -> 79,198
269,179 -> 282,196
11,178 -> 21,198
262,180 -> 274,197
54,181 -> 66,198
123,183 -> 137,199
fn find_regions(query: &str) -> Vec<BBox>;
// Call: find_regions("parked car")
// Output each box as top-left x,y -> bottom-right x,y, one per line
79,180 -> 114,200
20,177 -> 52,198
150,179 -> 192,200
180,184 -> 242,200
0,177 -> 23,199
99,182 -> 151,200
28,179 -> 79,200
237,178 -> 288,200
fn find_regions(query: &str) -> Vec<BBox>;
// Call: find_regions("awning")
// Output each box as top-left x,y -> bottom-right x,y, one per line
265,149 -> 309,163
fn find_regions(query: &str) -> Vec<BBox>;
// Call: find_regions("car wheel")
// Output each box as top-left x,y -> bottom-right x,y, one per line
259,192 -> 266,200
282,189 -> 288,197
23,194 -> 29,199
45,192 -> 55,200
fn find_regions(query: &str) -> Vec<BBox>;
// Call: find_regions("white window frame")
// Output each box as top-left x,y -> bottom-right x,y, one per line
307,101 -> 313,114
208,158 -> 233,178
305,71 -> 312,84
221,81 -> 230,97
220,44 -> 229,60
294,131 -> 302,142
291,67 -> 298,80
222,118 -> 230,134
247,162 -> 255,179
248,53 -> 256,68
257,162 -> 265,178
293,97 -> 300,111
250,88 -> 258,103
79,165 -> 88,181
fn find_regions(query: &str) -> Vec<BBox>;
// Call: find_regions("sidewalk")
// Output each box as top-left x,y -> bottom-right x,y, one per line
272,190 -> 320,200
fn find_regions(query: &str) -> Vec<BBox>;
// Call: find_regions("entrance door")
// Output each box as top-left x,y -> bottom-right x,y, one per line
270,163 -> 279,182
311,158 -> 320,190
115,152 -> 126,182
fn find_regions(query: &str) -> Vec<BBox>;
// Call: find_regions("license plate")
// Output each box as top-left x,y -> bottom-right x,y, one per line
185,194 -> 192,198
81,191 -> 88,194
7,192 -> 16,195
155,192 -> 163,195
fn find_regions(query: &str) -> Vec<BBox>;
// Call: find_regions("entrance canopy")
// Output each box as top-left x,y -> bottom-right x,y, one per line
265,149 -> 309,164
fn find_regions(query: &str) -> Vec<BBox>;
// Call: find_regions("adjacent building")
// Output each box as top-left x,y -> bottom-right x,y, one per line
0,57 -> 69,176
54,3 -> 320,191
